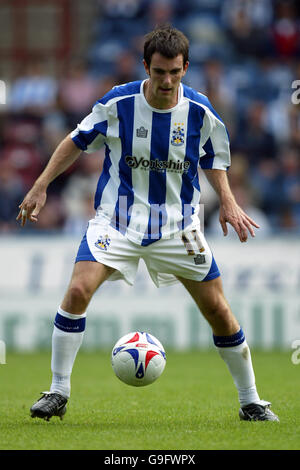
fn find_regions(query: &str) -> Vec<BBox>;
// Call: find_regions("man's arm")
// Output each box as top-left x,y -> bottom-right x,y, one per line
203,169 -> 260,243
16,135 -> 81,227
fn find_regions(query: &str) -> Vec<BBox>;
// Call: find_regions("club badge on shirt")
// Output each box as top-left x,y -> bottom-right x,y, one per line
171,122 -> 185,146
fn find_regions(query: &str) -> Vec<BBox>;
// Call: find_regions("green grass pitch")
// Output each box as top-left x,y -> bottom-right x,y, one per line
0,350 -> 299,450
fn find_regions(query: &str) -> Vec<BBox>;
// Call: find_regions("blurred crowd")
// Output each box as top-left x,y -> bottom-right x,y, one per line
0,0 -> 299,237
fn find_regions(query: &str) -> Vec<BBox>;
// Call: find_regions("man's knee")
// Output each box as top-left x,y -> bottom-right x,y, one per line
66,281 -> 95,308
202,297 -> 231,321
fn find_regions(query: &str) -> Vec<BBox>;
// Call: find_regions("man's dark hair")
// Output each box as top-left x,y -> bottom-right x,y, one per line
143,24 -> 189,67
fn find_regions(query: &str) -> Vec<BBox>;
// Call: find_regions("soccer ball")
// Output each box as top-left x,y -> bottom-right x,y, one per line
111,331 -> 166,387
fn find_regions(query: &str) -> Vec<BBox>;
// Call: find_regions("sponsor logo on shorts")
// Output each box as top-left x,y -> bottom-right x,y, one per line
193,254 -> 206,265
95,234 -> 111,251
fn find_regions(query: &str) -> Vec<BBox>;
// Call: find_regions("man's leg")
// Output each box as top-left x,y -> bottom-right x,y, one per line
50,261 -> 115,397
178,276 -> 279,421
178,275 -> 239,336
31,261 -> 115,420
60,261 -> 115,314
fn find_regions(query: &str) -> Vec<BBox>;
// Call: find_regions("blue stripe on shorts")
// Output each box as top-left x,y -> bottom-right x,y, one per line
202,256 -> 220,281
75,232 -> 97,263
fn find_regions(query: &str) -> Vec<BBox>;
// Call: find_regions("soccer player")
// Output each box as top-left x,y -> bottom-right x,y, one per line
17,25 -> 278,422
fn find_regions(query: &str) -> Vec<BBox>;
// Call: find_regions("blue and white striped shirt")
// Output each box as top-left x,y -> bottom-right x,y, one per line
71,80 -> 230,245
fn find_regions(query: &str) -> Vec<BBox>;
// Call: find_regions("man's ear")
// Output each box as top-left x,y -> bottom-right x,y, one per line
182,61 -> 189,76
143,59 -> 150,76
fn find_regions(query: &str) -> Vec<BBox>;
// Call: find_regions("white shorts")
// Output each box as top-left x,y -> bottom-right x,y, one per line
75,215 -> 220,287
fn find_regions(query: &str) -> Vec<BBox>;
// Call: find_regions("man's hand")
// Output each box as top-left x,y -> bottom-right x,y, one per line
16,135 -> 81,227
16,186 -> 47,227
203,168 -> 260,243
219,198 -> 260,243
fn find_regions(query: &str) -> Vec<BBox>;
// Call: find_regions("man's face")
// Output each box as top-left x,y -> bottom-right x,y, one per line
143,52 -> 189,108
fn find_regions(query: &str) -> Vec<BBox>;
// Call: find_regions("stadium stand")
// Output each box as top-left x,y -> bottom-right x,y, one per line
0,0 -> 299,235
